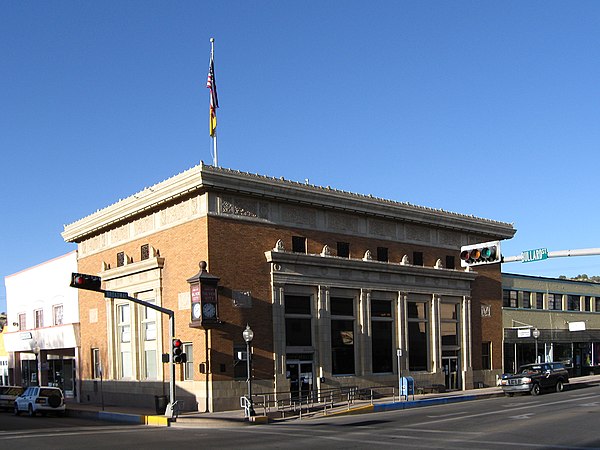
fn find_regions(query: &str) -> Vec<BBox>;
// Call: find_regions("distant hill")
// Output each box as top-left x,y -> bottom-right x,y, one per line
559,274 -> 600,283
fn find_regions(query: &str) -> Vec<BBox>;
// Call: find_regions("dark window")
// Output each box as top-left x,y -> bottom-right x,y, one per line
413,251 -> 423,266
584,296 -> 591,312
445,255 -> 455,270
441,302 -> 460,347
292,236 -> 306,253
522,292 -> 531,309
482,342 -> 491,370
337,242 -> 350,258
567,295 -> 580,311
285,318 -> 312,346
285,295 -> 312,347
117,251 -> 125,267
285,295 -> 311,315
331,320 -> 355,375
549,294 -> 562,310
371,300 -> 392,318
536,293 -> 544,309
376,247 -> 388,262
596,297 -> 600,312
502,290 -> 517,308
372,321 -> 393,373
407,301 -> 429,371
141,244 -> 150,261
331,297 -> 353,316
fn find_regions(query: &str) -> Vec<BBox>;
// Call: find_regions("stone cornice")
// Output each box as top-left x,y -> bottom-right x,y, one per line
63,163 -> 515,243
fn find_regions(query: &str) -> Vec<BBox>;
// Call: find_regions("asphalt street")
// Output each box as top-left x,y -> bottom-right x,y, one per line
1,385 -> 600,449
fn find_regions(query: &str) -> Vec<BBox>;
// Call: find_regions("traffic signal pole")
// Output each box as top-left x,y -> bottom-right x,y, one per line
70,275 -> 178,418
102,290 -> 178,418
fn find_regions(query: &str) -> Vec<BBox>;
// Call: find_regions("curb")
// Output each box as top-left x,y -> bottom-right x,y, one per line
67,408 -> 171,427
328,391 -> 504,417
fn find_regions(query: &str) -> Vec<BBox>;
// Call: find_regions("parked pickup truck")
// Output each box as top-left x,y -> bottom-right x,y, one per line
500,362 -> 569,396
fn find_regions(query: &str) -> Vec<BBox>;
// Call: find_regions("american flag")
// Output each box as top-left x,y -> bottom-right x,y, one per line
207,55 -> 219,137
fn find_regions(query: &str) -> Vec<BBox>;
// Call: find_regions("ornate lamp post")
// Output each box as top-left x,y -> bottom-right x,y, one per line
242,324 -> 256,417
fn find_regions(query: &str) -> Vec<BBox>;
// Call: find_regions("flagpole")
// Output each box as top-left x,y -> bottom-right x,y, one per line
210,38 -> 218,167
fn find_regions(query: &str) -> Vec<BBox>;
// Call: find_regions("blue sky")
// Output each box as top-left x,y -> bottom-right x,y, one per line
2,1 -> 600,313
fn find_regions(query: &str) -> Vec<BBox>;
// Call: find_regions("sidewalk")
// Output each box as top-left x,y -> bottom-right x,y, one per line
65,374 -> 600,428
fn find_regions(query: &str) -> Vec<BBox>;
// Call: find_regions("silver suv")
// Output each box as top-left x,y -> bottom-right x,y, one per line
14,386 -> 66,417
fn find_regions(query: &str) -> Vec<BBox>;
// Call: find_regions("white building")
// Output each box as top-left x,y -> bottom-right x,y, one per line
3,251 -> 80,398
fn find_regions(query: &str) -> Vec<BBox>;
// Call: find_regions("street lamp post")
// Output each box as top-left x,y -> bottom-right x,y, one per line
242,324 -> 255,417
532,328 -> 540,363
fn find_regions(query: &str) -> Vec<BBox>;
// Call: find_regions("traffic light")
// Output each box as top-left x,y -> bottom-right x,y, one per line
172,338 -> 184,364
70,272 -> 102,291
460,241 -> 501,267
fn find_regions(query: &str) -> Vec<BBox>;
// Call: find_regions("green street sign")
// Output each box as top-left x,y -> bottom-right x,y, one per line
522,248 -> 548,263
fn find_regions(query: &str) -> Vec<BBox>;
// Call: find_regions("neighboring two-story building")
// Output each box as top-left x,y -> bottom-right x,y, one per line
61,164 -> 515,412
502,273 -> 600,377
3,251 -> 80,399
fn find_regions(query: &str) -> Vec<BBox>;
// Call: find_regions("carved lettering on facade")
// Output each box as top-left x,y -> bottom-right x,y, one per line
405,224 -> 431,242
439,230 -> 461,246
80,233 -> 108,256
160,198 -> 195,226
221,196 -> 259,218
328,212 -> 358,233
369,219 -> 396,238
281,205 -> 317,226
134,214 -> 155,236
110,224 -> 129,244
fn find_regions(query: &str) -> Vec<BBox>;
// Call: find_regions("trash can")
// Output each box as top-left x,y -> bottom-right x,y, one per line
400,376 -> 414,399
154,395 -> 168,414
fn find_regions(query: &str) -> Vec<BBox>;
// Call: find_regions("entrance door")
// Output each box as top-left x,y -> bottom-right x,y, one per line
442,356 -> 459,390
286,360 -> 313,401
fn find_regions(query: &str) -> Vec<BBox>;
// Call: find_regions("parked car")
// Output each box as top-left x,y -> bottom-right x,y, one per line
500,362 -> 569,396
0,386 -> 24,411
14,386 -> 65,416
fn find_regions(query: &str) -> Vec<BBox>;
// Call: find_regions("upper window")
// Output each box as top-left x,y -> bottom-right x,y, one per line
53,305 -> 63,326
502,290 -> 518,308
18,313 -> 26,331
567,295 -> 580,311
376,247 -> 388,262
445,255 -> 455,270
292,236 -> 307,253
337,242 -> 350,258
522,292 -> 531,309
536,293 -> 544,309
141,244 -> 150,261
549,294 -> 563,310
117,251 -> 125,267
413,252 -> 424,266
34,309 -> 43,329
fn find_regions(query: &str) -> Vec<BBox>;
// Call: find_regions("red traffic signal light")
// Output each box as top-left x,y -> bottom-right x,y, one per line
70,273 -> 102,291
172,339 -> 184,364
460,241 -> 501,267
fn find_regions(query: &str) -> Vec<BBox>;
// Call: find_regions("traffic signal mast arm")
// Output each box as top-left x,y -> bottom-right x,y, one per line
502,247 -> 600,263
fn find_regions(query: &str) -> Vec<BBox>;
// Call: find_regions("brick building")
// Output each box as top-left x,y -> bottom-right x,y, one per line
62,164 -> 515,411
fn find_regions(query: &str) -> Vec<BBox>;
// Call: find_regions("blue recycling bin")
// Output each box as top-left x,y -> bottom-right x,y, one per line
400,376 -> 414,400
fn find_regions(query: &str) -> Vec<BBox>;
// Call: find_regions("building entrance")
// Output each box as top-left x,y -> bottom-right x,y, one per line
442,356 -> 460,390
286,359 -> 313,401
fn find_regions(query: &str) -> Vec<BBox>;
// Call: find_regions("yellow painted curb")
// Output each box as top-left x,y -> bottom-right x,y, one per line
144,415 -> 170,426
249,415 -> 269,424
